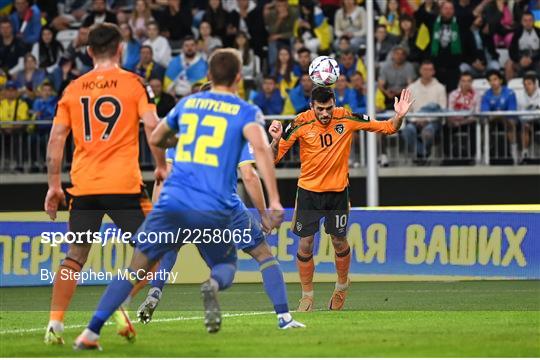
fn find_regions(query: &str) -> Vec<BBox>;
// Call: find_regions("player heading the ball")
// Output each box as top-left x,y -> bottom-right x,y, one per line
269,85 -> 413,312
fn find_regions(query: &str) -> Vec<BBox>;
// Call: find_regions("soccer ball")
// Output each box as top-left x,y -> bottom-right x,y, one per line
308,56 -> 340,87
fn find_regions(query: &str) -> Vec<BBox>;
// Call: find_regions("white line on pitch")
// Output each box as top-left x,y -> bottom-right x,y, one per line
0,311 -> 275,336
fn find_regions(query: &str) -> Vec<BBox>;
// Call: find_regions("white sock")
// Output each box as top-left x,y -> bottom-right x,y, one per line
81,328 -> 99,342
277,312 -> 292,322
335,281 -> 349,291
302,290 -> 313,297
47,320 -> 64,333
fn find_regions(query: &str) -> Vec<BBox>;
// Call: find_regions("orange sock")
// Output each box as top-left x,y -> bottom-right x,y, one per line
50,258 -> 83,322
296,251 -> 314,296
335,246 -> 351,286
129,262 -> 159,298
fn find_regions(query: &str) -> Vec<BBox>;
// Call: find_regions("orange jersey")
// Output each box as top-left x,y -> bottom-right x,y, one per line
53,66 -> 156,196
276,107 -> 397,192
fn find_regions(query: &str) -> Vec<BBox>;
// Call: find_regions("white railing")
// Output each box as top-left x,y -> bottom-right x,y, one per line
1,110 -> 539,172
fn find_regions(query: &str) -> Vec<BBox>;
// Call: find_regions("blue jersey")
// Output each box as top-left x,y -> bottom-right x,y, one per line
164,90 -> 263,210
481,86 -> 517,111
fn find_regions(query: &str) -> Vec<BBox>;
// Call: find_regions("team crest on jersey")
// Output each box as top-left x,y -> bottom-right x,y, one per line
335,124 -> 344,134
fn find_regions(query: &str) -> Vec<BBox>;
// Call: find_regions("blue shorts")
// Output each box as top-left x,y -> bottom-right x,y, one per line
133,189 -> 237,266
229,202 -> 265,252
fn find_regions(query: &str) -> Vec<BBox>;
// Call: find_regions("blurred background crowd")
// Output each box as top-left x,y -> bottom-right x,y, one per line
0,0 -> 539,171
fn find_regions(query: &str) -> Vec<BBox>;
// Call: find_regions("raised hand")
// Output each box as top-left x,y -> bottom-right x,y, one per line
394,88 -> 414,119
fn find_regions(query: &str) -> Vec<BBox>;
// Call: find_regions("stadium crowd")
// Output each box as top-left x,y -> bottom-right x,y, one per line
0,0 -> 539,170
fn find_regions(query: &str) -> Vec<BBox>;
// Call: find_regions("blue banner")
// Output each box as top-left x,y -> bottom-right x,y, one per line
1,210 -> 539,287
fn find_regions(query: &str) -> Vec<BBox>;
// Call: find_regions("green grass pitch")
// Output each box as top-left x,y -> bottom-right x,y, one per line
1,281 -> 539,357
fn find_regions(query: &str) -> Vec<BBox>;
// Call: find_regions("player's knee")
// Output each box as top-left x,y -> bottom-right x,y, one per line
247,242 -> 273,264
65,244 -> 91,265
331,236 -> 348,252
211,263 -> 236,290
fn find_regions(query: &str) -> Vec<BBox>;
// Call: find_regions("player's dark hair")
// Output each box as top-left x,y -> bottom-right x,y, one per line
311,86 -> 335,104
88,23 -> 122,58
208,49 -> 241,87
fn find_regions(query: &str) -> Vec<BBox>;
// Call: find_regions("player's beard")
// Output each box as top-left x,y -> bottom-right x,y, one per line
316,114 -> 332,126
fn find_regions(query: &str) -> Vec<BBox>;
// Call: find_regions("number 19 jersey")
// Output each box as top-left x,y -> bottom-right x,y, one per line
53,66 -> 156,196
164,90 -> 264,210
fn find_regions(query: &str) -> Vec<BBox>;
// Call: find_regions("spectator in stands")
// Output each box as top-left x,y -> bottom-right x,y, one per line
334,74 -> 358,112
234,31 -> 258,82
149,77 -> 176,118
403,60 -> 447,160
350,71 -> 367,114
480,69 -> 519,163
154,0 -> 192,50
397,14 -> 424,64
333,35 -> 352,58
333,0 -> 367,51
339,49 -> 367,81
36,0 -> 58,25
252,75 -> 284,115
10,0 -> 42,46
0,18 -> 27,74
31,27 -> 64,74
448,71 -> 481,126
506,12 -> 540,79
374,24 -> 398,63
292,47 -> 312,77
120,23 -> 140,71
164,35 -> 208,97
14,53 -> 46,104
320,0 -> 340,26
130,0 -> 154,42
0,80 -> 30,135
378,46 -> 416,110
454,0 -> 476,29
517,71 -> 540,163
203,0 -> 232,45
295,0 -> 332,54
82,0 -> 118,27
135,45 -> 165,82
282,72 -> 312,115
482,0 -> 516,48
264,0 -> 297,69
379,0 -> 402,36
197,21 -> 223,59
430,1 -> 472,92
32,81 -> 57,167
272,46 -> 297,96
52,0 -> 91,30
65,26 -> 92,75
227,0 -> 268,58
415,0 -> 439,30
462,15 -> 500,79
50,56 -> 78,94
143,21 -> 172,68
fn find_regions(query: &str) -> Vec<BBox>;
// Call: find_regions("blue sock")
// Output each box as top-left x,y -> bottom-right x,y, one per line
260,257 -> 289,314
88,270 -> 136,334
151,250 -> 177,291
211,263 -> 236,290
